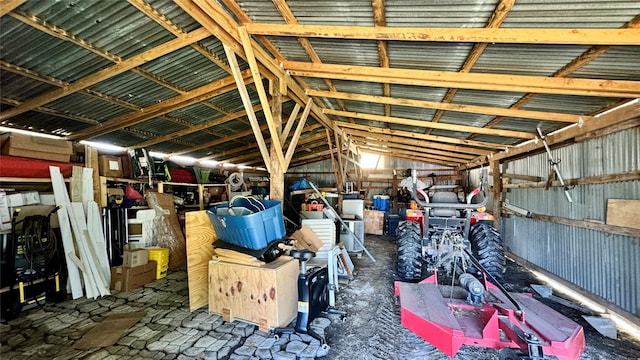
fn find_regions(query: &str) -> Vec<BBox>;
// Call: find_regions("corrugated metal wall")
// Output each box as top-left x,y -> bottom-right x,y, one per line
492,127 -> 639,316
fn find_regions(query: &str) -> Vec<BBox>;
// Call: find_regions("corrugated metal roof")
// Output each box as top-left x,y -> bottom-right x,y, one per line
502,0 -> 640,28
89,72 -> 179,108
0,0 -> 638,171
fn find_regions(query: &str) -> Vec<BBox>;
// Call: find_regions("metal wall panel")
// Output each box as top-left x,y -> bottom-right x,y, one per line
501,127 -> 640,316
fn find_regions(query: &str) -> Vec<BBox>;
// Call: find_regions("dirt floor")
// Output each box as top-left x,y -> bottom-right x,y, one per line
324,235 -> 640,360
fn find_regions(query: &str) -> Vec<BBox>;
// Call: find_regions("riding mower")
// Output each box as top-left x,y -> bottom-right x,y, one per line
394,170 -> 585,360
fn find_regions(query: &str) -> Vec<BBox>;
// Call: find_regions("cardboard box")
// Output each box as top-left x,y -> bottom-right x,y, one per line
0,191 -> 11,231
0,132 -> 72,162
99,155 -> 123,177
209,257 -> 298,330
110,261 -> 157,291
123,248 -> 148,268
290,225 -> 325,252
364,210 -> 385,235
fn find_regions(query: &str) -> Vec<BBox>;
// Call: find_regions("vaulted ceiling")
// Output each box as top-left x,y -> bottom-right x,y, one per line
1,0 -> 639,172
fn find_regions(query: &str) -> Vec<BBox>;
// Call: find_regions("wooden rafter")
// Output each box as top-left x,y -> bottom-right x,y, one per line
132,105 -> 263,149
357,143 -> 465,164
224,44 -> 274,173
271,0 -> 348,112
307,89 -> 585,123
284,99 -> 313,169
280,103 -> 301,141
428,0 -> 515,134
335,121 -> 508,150
468,15 -> 640,140
360,148 -> 458,167
343,128 -> 491,156
0,28 -> 210,121
460,99 -> 640,169
0,0 -> 25,16
68,72 -> 248,140
285,61 -> 640,98
371,0 -> 391,119
350,137 -> 474,161
247,23 -> 640,45
232,130 -> 327,166
238,26 -> 287,172
325,109 -> 535,139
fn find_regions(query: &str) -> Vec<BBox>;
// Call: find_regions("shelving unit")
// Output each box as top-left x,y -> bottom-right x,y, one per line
157,182 -> 227,211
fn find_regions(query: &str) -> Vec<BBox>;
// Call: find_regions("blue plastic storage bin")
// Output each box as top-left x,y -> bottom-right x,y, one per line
207,199 -> 285,250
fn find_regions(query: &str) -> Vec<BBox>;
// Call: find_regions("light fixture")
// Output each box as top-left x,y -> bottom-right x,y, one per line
148,151 -> 167,159
1,126 -> 64,140
79,140 -> 127,152
199,160 -> 219,168
169,155 -> 196,165
222,163 -> 235,168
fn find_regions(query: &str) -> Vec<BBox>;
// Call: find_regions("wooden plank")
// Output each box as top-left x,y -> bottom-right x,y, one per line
284,99 -> 312,169
504,170 -> 640,189
0,0 -> 26,16
238,26 -> 287,173
49,166 -> 85,299
223,43 -> 272,173
186,211 -> 217,312
490,161 -> 502,232
286,61 -> 640,98
307,89 -> 583,123
82,168 -> 94,206
70,202 -> 109,297
87,201 -> 111,286
531,213 -> 640,238
247,23 -> 640,45
606,199 -> 640,230
70,166 -> 84,203
208,257 -> 298,329
280,102 -> 301,142
85,146 -> 101,204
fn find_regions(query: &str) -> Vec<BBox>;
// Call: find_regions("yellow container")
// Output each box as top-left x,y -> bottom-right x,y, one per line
148,248 -> 170,279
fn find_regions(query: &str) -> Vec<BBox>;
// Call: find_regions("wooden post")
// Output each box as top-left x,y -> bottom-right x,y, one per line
85,145 -> 101,204
490,160 -> 502,233
269,83 -> 284,201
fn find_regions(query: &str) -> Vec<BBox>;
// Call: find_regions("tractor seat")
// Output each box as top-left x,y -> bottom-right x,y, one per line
429,192 -> 460,217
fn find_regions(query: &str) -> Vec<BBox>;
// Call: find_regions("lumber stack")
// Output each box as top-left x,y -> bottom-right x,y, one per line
50,166 -> 111,299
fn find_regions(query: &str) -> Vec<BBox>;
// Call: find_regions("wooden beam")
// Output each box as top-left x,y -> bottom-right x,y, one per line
361,148 -> 458,167
133,105 -> 261,149
223,44 -> 273,174
372,0 -> 391,119
68,72 -> 245,140
490,161 -> 502,231
468,15 -> 640,139
349,137 -> 475,160
284,99 -> 313,169
357,144 -> 465,164
336,121 -> 509,150
247,23 -> 640,45
238,26 -> 287,172
326,109 -> 535,139
343,128 -> 491,155
286,61 -> 640,98
504,170 -> 640,189
307,89 -> 584,123
0,0 -> 25,16
280,103 -> 301,141
460,99 -> 640,169
428,0 -> 515,132
0,28 -> 210,121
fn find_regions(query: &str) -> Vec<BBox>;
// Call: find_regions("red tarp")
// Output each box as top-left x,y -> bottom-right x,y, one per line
0,155 -> 78,178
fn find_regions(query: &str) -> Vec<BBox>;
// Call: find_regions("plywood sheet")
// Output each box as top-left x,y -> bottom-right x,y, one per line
607,199 -> 640,230
186,211 -> 216,311
208,257 -> 297,329
147,192 -> 187,269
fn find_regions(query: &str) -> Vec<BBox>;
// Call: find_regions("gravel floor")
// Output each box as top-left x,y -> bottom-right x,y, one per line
1,234 -> 639,359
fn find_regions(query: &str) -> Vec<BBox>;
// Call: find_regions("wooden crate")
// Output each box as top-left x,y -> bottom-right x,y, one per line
208,257 -> 298,330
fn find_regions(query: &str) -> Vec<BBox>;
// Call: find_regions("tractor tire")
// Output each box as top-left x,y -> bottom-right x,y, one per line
470,222 -> 506,280
397,220 -> 421,238
397,233 -> 423,281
